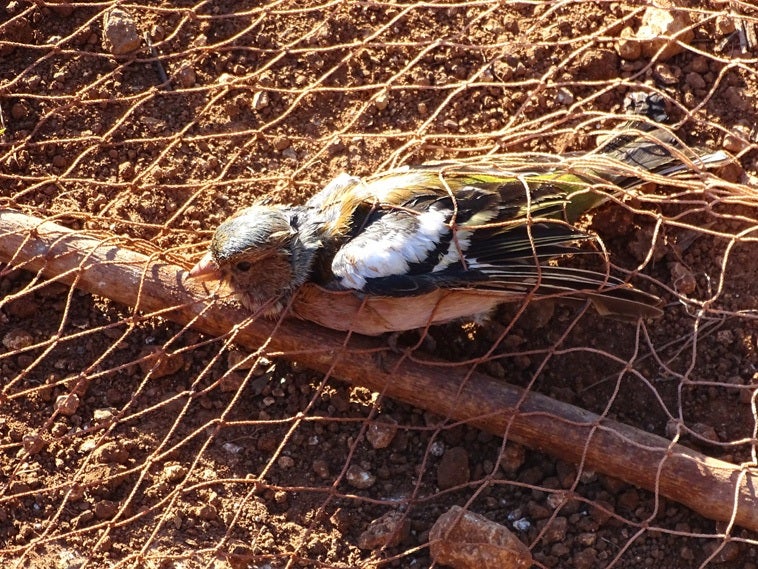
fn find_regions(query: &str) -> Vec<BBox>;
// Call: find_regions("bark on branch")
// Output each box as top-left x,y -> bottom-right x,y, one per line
1,209 -> 756,530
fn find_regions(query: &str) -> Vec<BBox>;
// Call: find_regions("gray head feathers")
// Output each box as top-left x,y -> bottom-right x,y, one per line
210,205 -> 295,263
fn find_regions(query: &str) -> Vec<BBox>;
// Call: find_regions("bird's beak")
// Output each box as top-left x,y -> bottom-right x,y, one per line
188,251 -> 222,281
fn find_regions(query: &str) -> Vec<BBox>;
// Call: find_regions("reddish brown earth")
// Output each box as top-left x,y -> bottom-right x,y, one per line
1,1 -> 757,568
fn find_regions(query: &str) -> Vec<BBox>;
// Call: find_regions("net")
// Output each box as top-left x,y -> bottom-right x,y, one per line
1,1 -> 757,568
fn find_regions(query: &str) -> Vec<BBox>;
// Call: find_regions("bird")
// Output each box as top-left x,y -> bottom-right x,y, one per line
188,122 -> 730,336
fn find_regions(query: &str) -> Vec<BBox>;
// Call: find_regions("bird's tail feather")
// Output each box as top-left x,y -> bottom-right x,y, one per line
583,290 -> 663,322
596,126 -> 733,187
472,264 -> 663,320
554,125 -> 734,221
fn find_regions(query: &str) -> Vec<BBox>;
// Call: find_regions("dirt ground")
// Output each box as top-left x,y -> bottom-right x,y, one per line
1,1 -> 757,568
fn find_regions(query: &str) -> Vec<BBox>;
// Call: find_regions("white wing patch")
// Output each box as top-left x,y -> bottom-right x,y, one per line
332,208 -> 450,290
432,230 -> 470,272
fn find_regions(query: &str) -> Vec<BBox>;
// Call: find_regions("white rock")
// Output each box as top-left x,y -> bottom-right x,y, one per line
635,5 -> 694,61
252,90 -> 270,110
374,92 -> 389,111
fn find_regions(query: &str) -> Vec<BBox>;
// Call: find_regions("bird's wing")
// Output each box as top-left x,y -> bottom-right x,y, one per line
323,165 -> 662,318
304,172 -> 361,211
326,183 -> 496,292
326,171 -> 601,294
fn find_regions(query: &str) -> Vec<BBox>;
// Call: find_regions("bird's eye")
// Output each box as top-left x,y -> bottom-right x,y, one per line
235,261 -> 252,272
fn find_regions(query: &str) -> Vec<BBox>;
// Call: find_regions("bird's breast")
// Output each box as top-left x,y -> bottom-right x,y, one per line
291,283 -> 519,335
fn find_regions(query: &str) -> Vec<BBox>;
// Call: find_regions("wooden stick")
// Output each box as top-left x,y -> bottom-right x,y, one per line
1,209 -> 756,530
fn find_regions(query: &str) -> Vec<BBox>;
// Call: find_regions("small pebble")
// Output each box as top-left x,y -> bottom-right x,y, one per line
499,443 -> 526,475
22,434 -> 47,455
429,440 -> 445,457
102,8 -> 141,55
669,262 -> 696,295
277,456 -> 295,469
94,500 -> 118,520
272,136 -> 290,151
92,407 -> 116,423
312,459 -> 330,479
93,441 -> 130,464
690,55 -> 709,74
512,517 -> 531,532
219,371 -> 245,393
358,511 -> 409,550
573,548 -> 598,569
680,546 -> 695,560
52,154 -> 68,168
118,161 -> 134,180
10,102 -> 28,120
723,125 -> 752,153
541,516 -> 568,543
589,500 -> 615,525
555,87 -> 574,106
327,138 -> 344,154
635,5 -> 694,61
685,71 -> 705,90
437,446 -> 470,490
174,63 -> 196,88
262,396 -> 276,407
366,417 -> 398,449
689,422 -> 719,444
3,329 -> 33,350
346,464 -> 376,489
162,464 -> 188,483
716,329 -> 735,345
430,506 -> 533,569
723,86 -> 749,112
256,432 -> 278,452
194,504 -> 218,521
139,347 -> 184,379
555,461 -> 577,489
616,26 -> 641,60
252,91 -> 269,110
712,541 -> 742,563
54,394 -> 80,416
281,147 -> 298,161
653,63 -> 680,85
374,92 -> 389,111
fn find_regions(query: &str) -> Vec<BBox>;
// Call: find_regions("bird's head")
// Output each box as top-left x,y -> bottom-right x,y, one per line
189,205 -> 304,315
